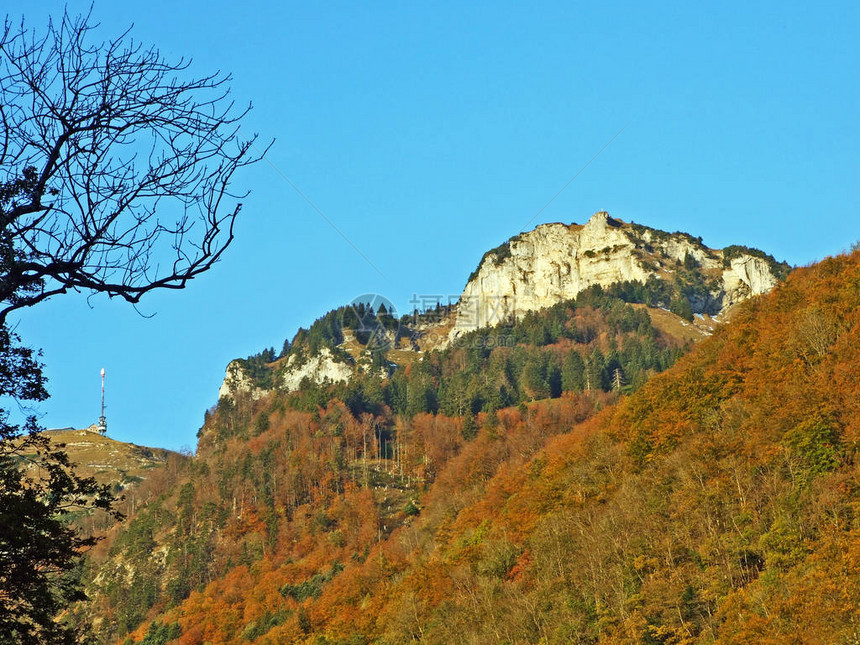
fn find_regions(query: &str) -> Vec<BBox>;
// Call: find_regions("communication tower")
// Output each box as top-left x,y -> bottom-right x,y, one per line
97,367 -> 107,434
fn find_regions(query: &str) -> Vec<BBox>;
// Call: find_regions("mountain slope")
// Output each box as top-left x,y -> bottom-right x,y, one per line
72,215 -> 809,644
77,291 -> 692,644
103,248 -> 860,644
298,248 -> 860,644
40,429 -> 177,489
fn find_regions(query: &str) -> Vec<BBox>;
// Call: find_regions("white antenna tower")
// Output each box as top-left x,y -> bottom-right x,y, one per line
97,367 -> 107,434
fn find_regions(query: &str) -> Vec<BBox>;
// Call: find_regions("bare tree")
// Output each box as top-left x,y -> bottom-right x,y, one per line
0,8 -> 270,642
0,9 -> 270,323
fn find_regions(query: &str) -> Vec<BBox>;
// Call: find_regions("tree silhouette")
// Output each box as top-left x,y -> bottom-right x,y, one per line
0,326 -> 119,644
0,9 -> 269,323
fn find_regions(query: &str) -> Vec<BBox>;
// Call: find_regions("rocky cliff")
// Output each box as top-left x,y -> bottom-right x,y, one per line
218,347 -> 353,402
218,360 -> 268,401
451,211 -> 784,339
218,212 -> 788,400
280,347 -> 353,391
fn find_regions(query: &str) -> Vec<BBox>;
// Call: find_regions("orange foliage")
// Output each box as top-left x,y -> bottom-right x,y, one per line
104,249 -> 860,644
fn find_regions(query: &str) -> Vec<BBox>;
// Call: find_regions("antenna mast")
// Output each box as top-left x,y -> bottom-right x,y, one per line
98,368 -> 107,434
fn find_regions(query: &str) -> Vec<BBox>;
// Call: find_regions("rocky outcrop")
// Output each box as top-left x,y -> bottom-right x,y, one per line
281,347 -> 353,392
721,255 -> 780,308
218,347 -> 354,402
451,212 -> 781,339
218,360 -> 267,402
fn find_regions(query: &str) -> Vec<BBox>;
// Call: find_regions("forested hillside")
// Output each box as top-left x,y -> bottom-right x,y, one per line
223,280 -> 701,423
271,288 -> 687,421
75,288 -> 689,644
77,248 -> 860,644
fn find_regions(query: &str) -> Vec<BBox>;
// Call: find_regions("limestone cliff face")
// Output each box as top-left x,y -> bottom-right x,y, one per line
280,347 -> 353,392
721,255 -> 780,308
218,348 -> 353,402
451,212 -> 781,339
218,360 -> 267,402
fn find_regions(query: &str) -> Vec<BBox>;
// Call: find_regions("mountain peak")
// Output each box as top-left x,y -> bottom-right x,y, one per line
583,209 -> 617,229
451,212 -> 787,339
217,212 -> 789,402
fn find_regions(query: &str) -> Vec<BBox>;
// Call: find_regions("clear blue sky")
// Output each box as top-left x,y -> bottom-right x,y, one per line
4,1 -> 858,451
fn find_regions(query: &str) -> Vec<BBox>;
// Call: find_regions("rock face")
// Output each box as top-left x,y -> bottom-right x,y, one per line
280,347 -> 353,392
722,255 -> 780,307
218,348 -> 353,402
452,212 -> 781,339
218,360 -> 267,401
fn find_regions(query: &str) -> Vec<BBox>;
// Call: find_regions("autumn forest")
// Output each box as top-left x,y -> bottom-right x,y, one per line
56,246 -> 860,645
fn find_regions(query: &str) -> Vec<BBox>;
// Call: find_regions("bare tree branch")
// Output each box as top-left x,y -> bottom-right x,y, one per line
0,8 -> 271,323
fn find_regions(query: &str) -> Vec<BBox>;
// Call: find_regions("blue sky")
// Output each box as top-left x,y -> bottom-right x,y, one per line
4,1 -> 858,451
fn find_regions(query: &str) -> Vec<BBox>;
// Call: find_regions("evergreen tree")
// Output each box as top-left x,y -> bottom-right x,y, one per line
522,352 -> 550,400
561,350 -> 586,392
547,356 -> 562,398
406,378 -> 437,416
586,348 -> 607,392
670,294 -> 694,322
461,413 -> 477,441
0,328 -> 119,644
